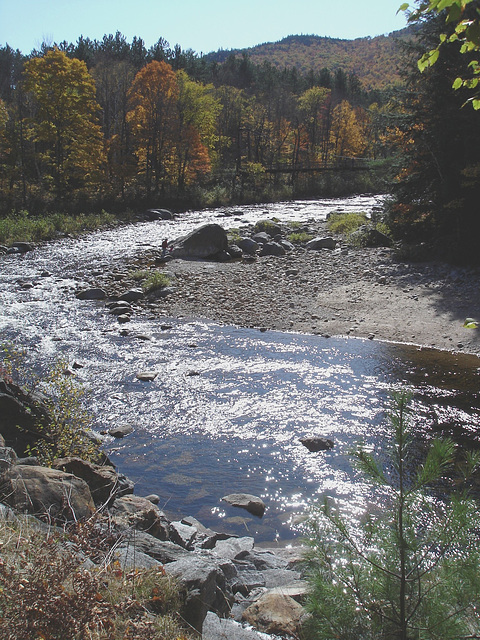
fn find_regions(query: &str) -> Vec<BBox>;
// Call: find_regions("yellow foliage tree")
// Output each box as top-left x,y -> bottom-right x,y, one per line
329,100 -> 367,160
23,48 -> 105,200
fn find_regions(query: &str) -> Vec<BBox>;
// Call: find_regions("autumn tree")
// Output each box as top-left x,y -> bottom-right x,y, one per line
126,60 -> 179,197
329,100 -> 368,161
22,48 -> 105,201
297,86 -> 331,166
174,70 -> 220,189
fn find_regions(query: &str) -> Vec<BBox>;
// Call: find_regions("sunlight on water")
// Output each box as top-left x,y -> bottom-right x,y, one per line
1,196 -> 479,543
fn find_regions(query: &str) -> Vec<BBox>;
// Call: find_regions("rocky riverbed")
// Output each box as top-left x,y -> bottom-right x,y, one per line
95,217 -> 480,357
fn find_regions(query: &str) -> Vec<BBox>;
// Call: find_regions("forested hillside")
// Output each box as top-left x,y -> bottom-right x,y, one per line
206,29 -> 414,90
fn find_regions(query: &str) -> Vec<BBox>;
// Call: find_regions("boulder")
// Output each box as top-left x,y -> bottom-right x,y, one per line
0,446 -> 17,474
76,288 -> 107,300
202,611 -> 269,640
144,208 -> 174,220
214,536 -> 255,560
171,223 -> 228,259
251,232 -> 270,245
0,464 -> 95,522
222,493 -> 266,517
350,225 -> 393,248
12,241 -> 34,253
108,424 -> 134,438
300,436 -> 334,452
165,555 -> 235,630
52,457 -> 131,505
227,245 -> 244,259
0,380 -> 51,455
118,530 -> 191,564
237,238 -> 259,255
110,494 -> 171,540
259,241 -> 286,257
242,592 -> 305,637
306,236 -> 337,250
118,289 -> 143,302
254,220 -> 282,236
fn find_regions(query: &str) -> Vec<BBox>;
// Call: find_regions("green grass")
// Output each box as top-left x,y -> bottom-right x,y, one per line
288,231 -> 313,244
0,210 -> 121,246
326,211 -> 368,235
141,271 -> 171,293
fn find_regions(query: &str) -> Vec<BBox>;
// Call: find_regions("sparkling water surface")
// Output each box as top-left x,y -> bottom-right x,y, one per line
1,196 -> 479,543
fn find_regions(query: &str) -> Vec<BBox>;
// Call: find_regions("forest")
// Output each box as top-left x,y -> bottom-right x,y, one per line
0,1 -> 480,263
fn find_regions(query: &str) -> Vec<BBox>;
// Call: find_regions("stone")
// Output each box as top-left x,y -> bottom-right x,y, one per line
222,493 -> 266,517
165,555 -> 234,630
0,464 -> 95,522
237,238 -> 259,255
214,536 -> 255,560
251,232 -> 270,245
0,381 -> 51,456
143,208 -> 174,220
300,436 -> 334,452
227,244 -> 244,259
0,446 -> 17,474
170,520 -> 198,549
109,304 -> 132,315
242,592 -> 306,637
52,457 -> 129,506
119,530 -> 191,564
259,242 -> 286,257
110,495 -> 171,540
202,611 -> 269,640
76,288 -> 107,300
171,223 -> 228,259
145,493 -> 160,504
108,424 -> 134,438
306,236 -> 337,250
12,241 -> 34,253
136,371 -> 158,381
254,220 -> 282,236
118,289 -> 143,302
112,546 -> 162,570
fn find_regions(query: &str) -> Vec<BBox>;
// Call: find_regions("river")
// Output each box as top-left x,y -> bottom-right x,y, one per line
1,195 -> 479,543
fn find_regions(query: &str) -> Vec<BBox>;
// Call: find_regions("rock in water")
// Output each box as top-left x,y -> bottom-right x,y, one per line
300,436 -> 334,452
222,493 -> 266,517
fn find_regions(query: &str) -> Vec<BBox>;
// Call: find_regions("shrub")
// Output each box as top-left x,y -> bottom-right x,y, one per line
0,516 -> 194,640
1,344 -> 100,466
303,391 -> 480,640
141,271 -> 171,293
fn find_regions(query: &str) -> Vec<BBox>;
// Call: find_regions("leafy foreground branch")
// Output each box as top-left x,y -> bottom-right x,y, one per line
303,391 -> 480,640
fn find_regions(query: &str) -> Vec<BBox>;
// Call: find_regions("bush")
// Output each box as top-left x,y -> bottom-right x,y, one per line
0,516 -> 194,640
304,391 -> 480,640
141,271 -> 171,293
1,344 -> 99,466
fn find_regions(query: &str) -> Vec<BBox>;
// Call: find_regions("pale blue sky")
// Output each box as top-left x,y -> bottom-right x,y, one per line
0,0 -> 408,55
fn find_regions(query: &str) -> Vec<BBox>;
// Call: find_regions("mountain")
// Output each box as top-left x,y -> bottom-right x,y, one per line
205,28 -> 415,90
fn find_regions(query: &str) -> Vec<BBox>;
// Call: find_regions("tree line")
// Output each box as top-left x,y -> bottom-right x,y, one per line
0,33 -> 394,214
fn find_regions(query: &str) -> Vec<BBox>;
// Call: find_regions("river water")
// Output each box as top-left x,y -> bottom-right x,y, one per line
1,195 -> 480,543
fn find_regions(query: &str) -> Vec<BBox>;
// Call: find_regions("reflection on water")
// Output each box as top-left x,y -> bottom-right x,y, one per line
0,196 -> 479,543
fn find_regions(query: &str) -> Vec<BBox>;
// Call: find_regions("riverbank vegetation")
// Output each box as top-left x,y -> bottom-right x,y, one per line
304,392 -> 480,640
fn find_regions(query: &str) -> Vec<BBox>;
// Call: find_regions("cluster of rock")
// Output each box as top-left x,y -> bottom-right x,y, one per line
0,377 -> 310,639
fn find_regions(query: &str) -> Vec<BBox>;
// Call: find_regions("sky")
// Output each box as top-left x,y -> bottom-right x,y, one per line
0,0 -> 409,56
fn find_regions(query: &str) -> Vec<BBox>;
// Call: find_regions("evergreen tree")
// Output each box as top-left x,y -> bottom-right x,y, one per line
304,391 -> 480,640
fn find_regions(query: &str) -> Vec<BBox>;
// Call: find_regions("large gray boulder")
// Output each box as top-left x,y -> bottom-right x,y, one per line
237,238 -> 260,255
222,493 -> 266,517
165,555 -> 235,630
0,464 -> 95,522
52,457 -> 132,506
171,223 -> 228,259
306,236 -> 336,250
242,591 -> 306,637
0,380 -> 51,455
110,494 -> 172,540
259,242 -> 286,257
